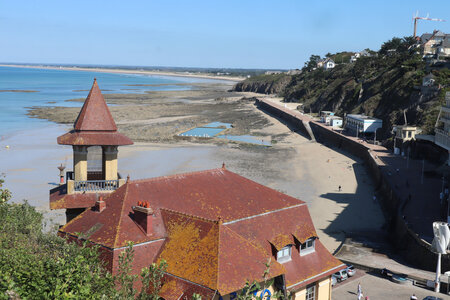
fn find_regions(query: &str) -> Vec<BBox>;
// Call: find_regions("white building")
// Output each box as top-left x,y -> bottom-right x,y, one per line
330,116 -> 343,128
320,111 -> 335,124
345,114 -> 382,135
323,59 -> 335,70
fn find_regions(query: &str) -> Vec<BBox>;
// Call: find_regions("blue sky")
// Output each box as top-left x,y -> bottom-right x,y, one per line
1,1 -> 449,69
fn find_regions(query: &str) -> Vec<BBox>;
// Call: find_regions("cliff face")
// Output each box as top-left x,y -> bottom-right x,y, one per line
233,73 -> 292,95
235,52 -> 449,138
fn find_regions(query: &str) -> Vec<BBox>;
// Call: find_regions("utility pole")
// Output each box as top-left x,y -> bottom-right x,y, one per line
421,159 -> 425,184
407,148 -> 410,169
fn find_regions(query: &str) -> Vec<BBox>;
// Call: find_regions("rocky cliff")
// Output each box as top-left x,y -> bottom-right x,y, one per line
233,73 -> 292,95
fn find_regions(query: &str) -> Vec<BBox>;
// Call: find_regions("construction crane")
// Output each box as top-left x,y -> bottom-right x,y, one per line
413,12 -> 445,38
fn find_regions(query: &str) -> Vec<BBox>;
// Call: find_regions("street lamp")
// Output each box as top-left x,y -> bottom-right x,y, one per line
57,164 -> 66,186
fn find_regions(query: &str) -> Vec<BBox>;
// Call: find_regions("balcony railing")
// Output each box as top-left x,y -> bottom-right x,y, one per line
435,128 -> 450,151
74,180 -> 120,192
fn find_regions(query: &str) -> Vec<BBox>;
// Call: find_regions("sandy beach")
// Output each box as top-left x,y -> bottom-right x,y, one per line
0,64 -> 245,82
1,76 -> 385,252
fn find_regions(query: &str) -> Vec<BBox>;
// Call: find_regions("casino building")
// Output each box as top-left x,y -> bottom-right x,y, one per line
50,79 -> 345,299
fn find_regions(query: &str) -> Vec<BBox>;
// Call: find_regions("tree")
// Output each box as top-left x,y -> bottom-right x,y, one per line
379,36 -> 416,55
0,175 -> 11,203
304,55 -> 321,72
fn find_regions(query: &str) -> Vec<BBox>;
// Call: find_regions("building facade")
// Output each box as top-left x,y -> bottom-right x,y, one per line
420,30 -> 450,58
345,114 -> 382,136
52,80 -> 345,299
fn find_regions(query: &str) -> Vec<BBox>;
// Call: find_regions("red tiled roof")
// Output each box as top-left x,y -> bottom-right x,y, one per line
225,205 -> 317,253
120,168 -> 302,223
59,167 -> 342,294
283,240 -> 345,291
59,182 -> 166,248
49,185 -> 109,209
157,209 -> 285,295
57,130 -> 133,146
57,79 -> 133,146
160,274 -> 215,299
74,79 -> 117,131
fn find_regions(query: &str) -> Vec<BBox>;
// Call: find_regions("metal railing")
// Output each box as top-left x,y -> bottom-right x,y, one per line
435,128 -> 450,151
74,180 -> 119,192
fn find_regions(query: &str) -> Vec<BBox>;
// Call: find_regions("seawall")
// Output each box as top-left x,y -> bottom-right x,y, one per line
255,98 -> 448,272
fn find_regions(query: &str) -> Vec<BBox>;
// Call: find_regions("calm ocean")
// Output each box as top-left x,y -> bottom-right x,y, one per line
0,66 -> 212,139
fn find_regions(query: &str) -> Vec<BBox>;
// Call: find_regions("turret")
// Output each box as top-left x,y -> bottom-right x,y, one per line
50,79 -> 133,222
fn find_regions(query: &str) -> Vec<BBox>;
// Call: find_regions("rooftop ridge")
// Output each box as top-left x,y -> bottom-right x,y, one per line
129,167 -> 227,185
113,181 -> 130,248
160,207 -> 219,224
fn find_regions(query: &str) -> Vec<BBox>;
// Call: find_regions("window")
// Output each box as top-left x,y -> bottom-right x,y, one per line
306,283 -> 316,300
276,245 -> 292,262
300,238 -> 315,256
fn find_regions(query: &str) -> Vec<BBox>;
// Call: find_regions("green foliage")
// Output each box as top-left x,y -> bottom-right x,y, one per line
138,259 -> 167,300
0,176 -> 11,204
0,200 -> 115,299
237,258 -> 289,300
0,185 -> 168,299
379,36 -> 416,55
303,55 -> 321,71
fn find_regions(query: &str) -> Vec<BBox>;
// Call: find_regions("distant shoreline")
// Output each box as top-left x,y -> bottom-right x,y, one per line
0,64 -> 245,82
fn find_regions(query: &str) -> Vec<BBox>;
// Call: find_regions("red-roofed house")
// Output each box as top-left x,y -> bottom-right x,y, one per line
52,80 -> 345,299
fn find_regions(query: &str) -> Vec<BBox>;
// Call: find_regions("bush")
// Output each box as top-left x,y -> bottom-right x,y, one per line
0,177 -> 168,299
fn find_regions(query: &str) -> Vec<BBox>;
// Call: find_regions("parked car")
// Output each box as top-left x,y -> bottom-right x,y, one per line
331,276 -> 337,286
346,264 -> 356,277
332,269 -> 348,282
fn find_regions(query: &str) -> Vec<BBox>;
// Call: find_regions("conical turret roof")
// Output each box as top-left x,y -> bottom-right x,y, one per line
57,79 -> 133,146
74,78 -> 117,131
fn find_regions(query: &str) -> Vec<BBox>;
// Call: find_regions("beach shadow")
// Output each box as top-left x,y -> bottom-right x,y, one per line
318,161 -> 388,252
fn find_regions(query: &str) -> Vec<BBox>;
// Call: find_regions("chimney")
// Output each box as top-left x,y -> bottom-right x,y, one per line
133,201 -> 154,235
95,196 -> 106,212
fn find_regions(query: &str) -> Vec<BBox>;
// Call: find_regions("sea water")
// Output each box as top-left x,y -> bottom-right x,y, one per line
0,66 -> 215,139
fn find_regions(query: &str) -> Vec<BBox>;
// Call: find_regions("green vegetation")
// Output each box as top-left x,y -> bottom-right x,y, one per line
235,35 -> 449,137
0,179 -> 166,299
237,258 -> 289,300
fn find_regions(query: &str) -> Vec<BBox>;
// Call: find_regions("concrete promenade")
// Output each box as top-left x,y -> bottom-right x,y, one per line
256,97 -> 447,273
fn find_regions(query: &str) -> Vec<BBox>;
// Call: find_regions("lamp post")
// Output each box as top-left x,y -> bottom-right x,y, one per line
57,164 -> 66,186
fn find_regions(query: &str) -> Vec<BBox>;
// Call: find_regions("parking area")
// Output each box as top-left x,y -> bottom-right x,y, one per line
332,269 -> 447,299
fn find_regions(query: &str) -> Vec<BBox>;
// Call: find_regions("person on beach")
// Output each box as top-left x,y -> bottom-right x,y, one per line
338,185 -> 342,192
357,282 -> 361,294
410,294 -> 417,300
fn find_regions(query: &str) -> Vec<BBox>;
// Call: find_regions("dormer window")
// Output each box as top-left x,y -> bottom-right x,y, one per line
300,238 -> 315,256
277,245 -> 292,263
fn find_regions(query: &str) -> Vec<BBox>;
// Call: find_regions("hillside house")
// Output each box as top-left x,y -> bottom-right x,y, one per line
350,50 -> 373,63
420,30 -> 450,58
51,79 -> 345,299
323,59 -> 335,70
